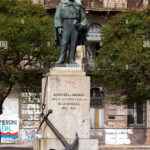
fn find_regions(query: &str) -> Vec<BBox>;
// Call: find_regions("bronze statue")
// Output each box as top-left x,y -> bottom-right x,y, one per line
54,0 -> 87,64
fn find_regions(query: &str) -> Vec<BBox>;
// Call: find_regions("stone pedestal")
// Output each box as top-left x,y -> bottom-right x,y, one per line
34,66 -> 98,150
76,46 -> 86,65
34,138 -> 98,150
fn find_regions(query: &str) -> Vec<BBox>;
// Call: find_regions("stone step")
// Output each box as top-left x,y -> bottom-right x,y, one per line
99,145 -> 150,150
2,144 -> 150,150
0,145 -> 33,150
0,148 -> 32,150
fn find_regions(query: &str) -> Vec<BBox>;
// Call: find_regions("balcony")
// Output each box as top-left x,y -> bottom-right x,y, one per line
44,0 -> 60,9
44,0 -> 146,10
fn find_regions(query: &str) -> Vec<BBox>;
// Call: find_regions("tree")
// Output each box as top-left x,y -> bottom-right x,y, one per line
0,0 -> 58,113
95,6 -> 150,104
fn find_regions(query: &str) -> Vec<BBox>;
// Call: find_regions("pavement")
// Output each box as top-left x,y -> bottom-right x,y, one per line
99,145 -> 150,150
0,148 -> 32,150
1,144 -> 150,150
0,145 -> 33,150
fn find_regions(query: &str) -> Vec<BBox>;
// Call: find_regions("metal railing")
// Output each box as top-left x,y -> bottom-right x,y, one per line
44,0 -> 61,7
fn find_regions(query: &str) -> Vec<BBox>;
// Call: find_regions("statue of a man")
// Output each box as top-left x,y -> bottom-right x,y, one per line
54,0 -> 87,64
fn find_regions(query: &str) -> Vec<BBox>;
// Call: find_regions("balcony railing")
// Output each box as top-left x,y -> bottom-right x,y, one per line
44,0 -> 60,8
127,0 -> 144,9
44,0 -> 145,10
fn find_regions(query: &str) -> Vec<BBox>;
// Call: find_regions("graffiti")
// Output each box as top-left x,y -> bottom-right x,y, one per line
21,94 -> 41,144
104,0 -> 127,9
21,92 -> 41,103
105,129 -> 132,145
20,129 -> 37,143
21,92 -> 41,125
21,93 -> 41,144
0,41 -> 8,50
21,104 -> 41,121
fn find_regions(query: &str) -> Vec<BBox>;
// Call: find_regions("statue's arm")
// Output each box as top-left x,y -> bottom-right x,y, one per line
54,4 -> 62,28
54,4 -> 62,46
80,7 -> 87,27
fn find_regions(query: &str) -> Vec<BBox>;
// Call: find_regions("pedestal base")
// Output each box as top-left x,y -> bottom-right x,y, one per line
34,67 -> 98,150
34,138 -> 98,150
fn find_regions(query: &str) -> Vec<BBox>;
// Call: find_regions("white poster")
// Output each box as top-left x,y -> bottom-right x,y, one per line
0,99 -> 19,143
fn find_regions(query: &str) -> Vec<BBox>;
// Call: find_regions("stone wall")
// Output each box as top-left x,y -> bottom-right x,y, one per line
0,89 -> 41,145
104,100 -> 127,128
100,145 -> 150,150
103,0 -> 127,9
20,93 -> 41,144
21,103 -> 41,128
101,100 -> 150,145
2,88 -> 150,146
0,89 -> 19,143
88,99 -> 150,145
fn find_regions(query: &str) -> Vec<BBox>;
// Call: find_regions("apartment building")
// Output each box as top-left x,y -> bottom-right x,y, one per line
1,0 -> 150,147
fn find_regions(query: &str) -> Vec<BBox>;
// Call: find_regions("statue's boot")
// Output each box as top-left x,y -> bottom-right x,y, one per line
69,60 -> 77,64
55,56 -> 65,64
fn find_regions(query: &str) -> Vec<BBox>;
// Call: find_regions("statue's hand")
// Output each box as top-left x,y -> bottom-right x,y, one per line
58,28 -> 63,35
75,23 -> 83,31
78,24 -> 83,31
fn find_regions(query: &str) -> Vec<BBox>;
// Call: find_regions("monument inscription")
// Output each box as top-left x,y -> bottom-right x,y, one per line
52,92 -> 87,111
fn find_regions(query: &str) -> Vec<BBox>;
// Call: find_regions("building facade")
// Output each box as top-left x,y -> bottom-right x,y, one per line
41,0 -> 150,146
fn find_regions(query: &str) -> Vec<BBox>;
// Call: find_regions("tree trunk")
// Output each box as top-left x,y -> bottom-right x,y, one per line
0,83 -> 13,114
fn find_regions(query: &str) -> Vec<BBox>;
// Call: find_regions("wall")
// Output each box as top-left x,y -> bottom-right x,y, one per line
105,129 -> 132,145
102,100 -> 150,145
105,128 -> 147,145
20,128 -> 38,144
44,0 -> 148,10
103,0 -> 127,9
0,89 -> 19,143
20,92 -> 41,144
105,100 -> 127,128
0,89 -> 41,145
21,103 -> 41,127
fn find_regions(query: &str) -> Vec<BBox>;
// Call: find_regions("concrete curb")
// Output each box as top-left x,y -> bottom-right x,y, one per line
0,145 -> 33,149
99,145 -> 150,149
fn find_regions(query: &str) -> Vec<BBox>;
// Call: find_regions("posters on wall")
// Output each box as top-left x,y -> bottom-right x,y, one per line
0,98 -> 19,143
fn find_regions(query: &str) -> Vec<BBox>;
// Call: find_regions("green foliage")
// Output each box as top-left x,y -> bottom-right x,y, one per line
95,7 -> 150,104
0,0 -> 58,111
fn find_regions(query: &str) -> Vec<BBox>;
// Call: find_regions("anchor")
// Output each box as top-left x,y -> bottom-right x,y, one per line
38,109 -> 78,150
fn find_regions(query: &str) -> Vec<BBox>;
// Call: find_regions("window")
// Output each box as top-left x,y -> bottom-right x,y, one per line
90,88 -> 104,107
127,0 -> 143,8
90,87 -> 104,128
87,24 -> 101,58
127,103 -> 146,127
87,24 -> 101,42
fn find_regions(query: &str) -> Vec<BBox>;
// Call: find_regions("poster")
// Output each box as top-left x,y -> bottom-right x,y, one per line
0,98 -> 19,143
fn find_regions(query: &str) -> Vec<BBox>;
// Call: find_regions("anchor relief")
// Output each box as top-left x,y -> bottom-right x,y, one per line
38,109 -> 79,150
